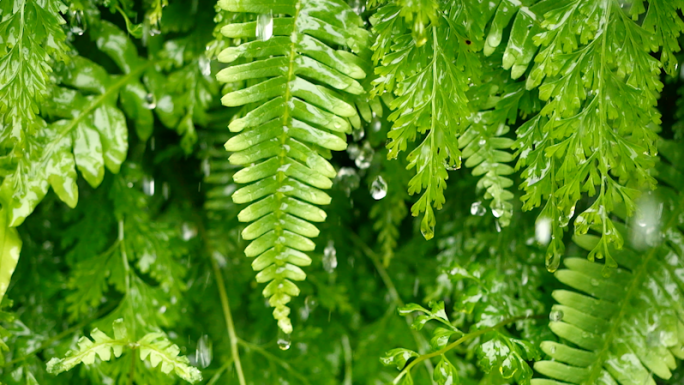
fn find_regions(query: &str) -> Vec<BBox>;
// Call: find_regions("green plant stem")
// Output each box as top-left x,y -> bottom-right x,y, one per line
128,347 -> 136,385
349,232 -> 435,381
165,160 -> 247,385
206,357 -> 235,385
392,314 -> 544,384
237,338 -> 311,385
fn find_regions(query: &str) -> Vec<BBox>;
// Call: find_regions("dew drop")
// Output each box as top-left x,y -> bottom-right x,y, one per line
549,309 -> 564,322
355,142 -> 374,169
142,177 -> 155,196
370,175 -> 388,200
277,329 -> 291,351
478,139 -> 486,146
590,278 -> 600,287
305,296 -> 318,313
143,93 -> 156,109
195,335 -> 213,368
323,241 -> 337,273
420,220 -> 435,240
149,20 -> 161,36
535,217 -> 552,245
444,161 -> 459,171
198,56 -> 211,77
256,11 -> 274,41
370,116 -> 382,132
352,127 -> 365,142
546,253 -> 561,273
470,201 -> 486,216
350,0 -> 365,15
69,10 -> 87,36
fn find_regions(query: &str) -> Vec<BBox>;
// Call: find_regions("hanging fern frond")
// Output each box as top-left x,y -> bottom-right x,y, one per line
0,0 -> 69,145
532,139 -> 684,385
215,0 -> 369,333
514,0 -> 679,271
370,0 -> 480,240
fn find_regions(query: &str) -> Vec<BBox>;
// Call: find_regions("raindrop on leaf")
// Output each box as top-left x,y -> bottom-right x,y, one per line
549,309 -> 564,322
256,11 -> 274,41
143,93 -> 156,109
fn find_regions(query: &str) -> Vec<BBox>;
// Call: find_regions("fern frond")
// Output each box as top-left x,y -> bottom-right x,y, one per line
215,0 -> 369,333
370,1 -> 478,239
532,140 -> 684,384
47,318 -> 202,383
0,0 -> 69,143
515,0 -> 673,270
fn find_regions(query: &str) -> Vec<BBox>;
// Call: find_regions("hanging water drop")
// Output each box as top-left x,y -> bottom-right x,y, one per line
352,127 -> 365,142
323,241 -> 337,273
444,161 -> 459,171
143,93 -> 156,109
350,0 -> 365,15
142,177 -> 155,196
198,56 -> 211,77
549,309 -> 564,322
195,335 -> 213,368
546,253 -> 561,273
420,219 -> 435,240
69,10 -> 87,36
535,217 -> 552,245
305,296 -> 318,313
370,176 -> 388,200
470,201 -> 486,216
256,11 -> 274,41
277,329 -> 291,351
355,142 -> 374,169
149,20 -> 161,36
370,115 -> 382,132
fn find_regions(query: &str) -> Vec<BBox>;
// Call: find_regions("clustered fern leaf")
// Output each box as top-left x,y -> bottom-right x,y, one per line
215,0 -> 369,333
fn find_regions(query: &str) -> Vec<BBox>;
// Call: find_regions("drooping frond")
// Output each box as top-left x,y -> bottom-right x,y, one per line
215,0 -> 369,333
532,140 -> 684,385
514,0 -> 680,271
370,0 -> 479,239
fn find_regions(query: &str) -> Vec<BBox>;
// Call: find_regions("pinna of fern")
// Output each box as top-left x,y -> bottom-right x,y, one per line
215,0 -> 369,333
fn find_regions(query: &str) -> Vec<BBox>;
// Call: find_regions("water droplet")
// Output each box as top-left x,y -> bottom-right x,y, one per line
352,127 -> 365,142
478,139 -> 486,146
195,335 -> 213,368
69,10 -> 87,36
492,207 -> 504,218
535,217 -> 552,245
495,220 -> 502,232
323,241 -> 337,273
350,0 -> 365,14
355,142 -> 374,169
590,278 -> 600,287
470,201 -> 486,216
420,220 -> 435,240
549,309 -> 564,322
305,296 -> 318,313
444,161 -> 459,171
149,20 -> 161,36
370,116 -> 382,132
198,56 -> 211,77
143,177 -> 155,196
162,182 -> 170,200
182,223 -> 197,241
256,11 -> 274,41
277,329 -> 291,351
335,167 -> 360,197
370,176 -> 388,200
550,344 -> 557,354
546,253 -> 561,273
143,93 -> 156,109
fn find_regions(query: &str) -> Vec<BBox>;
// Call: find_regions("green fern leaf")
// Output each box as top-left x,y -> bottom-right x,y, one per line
515,0 -> 671,270
532,140 -> 684,384
371,1 -> 477,239
215,0 -> 369,333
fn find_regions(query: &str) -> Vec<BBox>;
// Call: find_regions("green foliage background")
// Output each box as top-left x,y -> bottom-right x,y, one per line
0,0 -> 683,384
